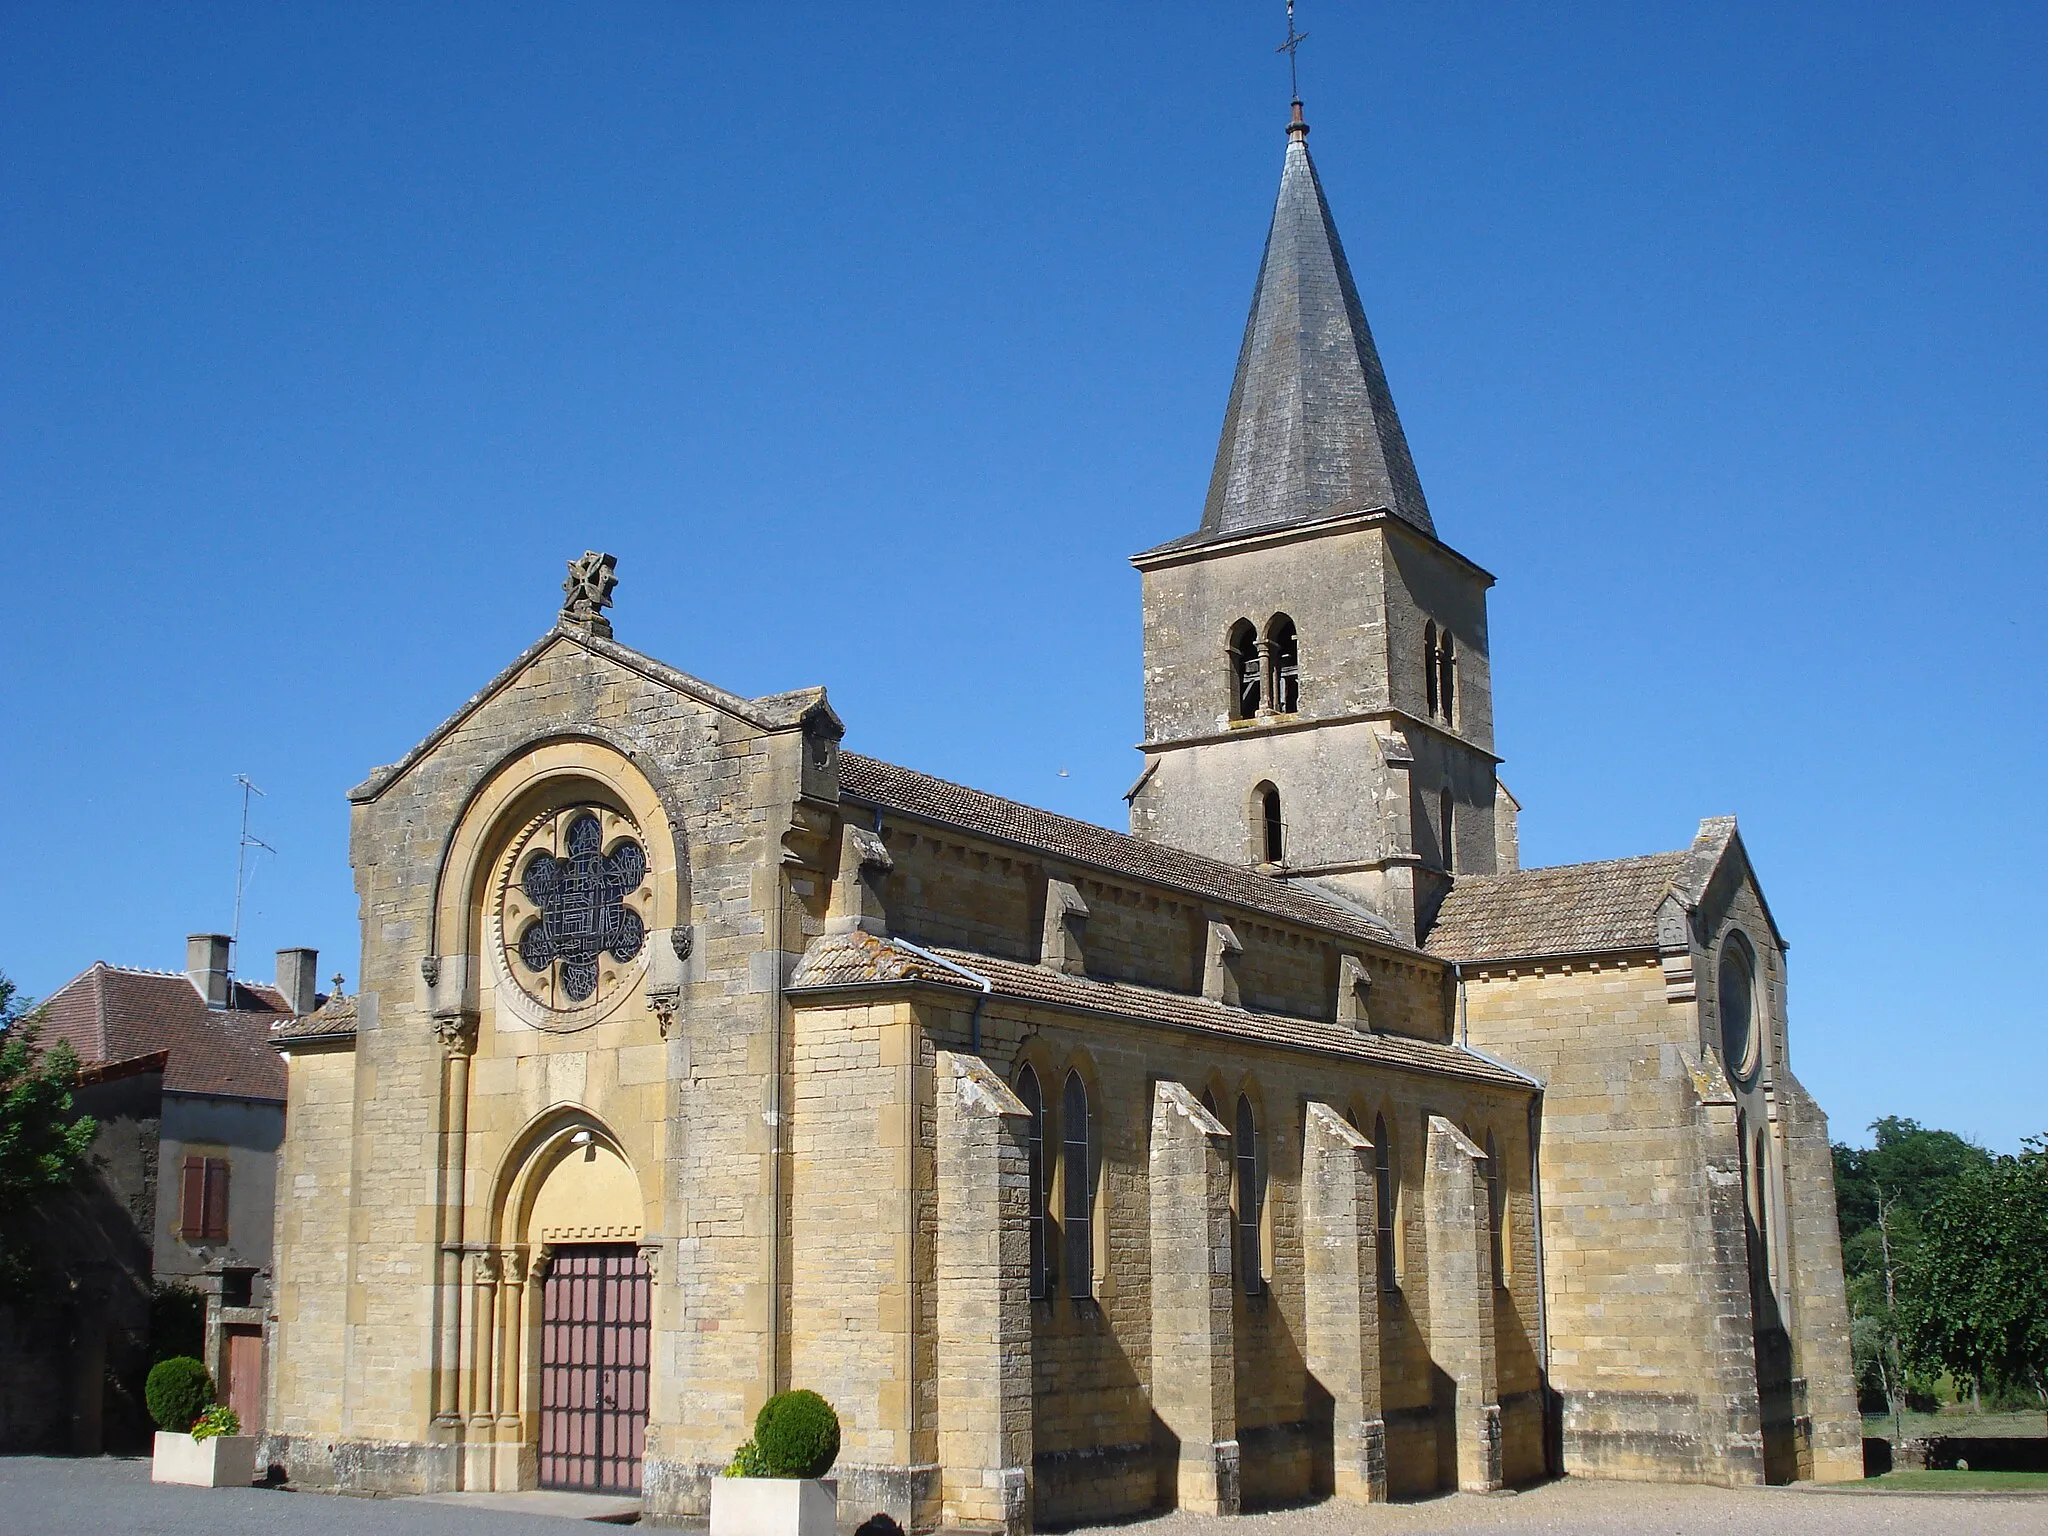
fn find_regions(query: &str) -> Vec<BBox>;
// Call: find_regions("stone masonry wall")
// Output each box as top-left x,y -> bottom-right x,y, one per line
276,632 -> 813,1505
268,1042 -> 357,1442
787,998 -> 932,1525
1458,955 -> 1759,1483
903,991 -> 1541,1514
1132,517 -> 1500,942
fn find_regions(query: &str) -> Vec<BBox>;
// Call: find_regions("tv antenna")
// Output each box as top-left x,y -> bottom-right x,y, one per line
1277,0 -> 1309,101
229,774 -> 275,989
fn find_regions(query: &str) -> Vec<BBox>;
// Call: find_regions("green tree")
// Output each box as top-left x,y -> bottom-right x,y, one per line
1835,1116 -> 1991,1250
1900,1139 -> 2048,1404
0,972 -> 99,1297
1833,1117 -> 1994,1412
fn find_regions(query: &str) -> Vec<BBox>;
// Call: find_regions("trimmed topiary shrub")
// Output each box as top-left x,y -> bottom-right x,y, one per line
145,1356 -> 215,1434
753,1389 -> 839,1478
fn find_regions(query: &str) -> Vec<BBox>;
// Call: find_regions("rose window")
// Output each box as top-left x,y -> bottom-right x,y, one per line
495,805 -> 655,1026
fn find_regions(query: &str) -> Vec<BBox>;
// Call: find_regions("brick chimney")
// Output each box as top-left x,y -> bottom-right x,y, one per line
186,933 -> 231,1010
275,947 -> 319,1016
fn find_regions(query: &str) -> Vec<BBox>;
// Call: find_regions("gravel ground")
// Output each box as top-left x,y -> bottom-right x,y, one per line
0,1456 -> 605,1536
2,1457 -> 2043,1536
1066,1478 -> 2048,1536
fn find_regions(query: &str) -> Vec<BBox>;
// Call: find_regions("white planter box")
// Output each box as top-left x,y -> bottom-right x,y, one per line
710,1476 -> 838,1536
151,1430 -> 258,1488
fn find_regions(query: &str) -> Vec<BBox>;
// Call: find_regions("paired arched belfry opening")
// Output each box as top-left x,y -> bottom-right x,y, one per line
1225,613 -> 1301,720
1267,614 -> 1299,713
1228,620 -> 1261,718
1424,621 -> 1456,725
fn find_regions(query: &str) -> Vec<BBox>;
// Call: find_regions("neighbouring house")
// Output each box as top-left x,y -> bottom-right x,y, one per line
19,935 -> 318,1451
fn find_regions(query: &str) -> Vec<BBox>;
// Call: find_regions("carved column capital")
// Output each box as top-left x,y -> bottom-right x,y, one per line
434,1012 -> 479,1056
637,1240 -> 663,1283
498,1246 -> 528,1286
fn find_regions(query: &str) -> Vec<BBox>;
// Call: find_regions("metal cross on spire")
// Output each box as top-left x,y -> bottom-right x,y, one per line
1276,0 -> 1309,102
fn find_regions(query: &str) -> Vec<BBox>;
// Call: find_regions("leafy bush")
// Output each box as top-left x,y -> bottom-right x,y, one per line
753,1389 -> 839,1478
145,1357 -> 215,1434
0,986 -> 97,1300
191,1403 -> 241,1441
149,1283 -> 207,1364
723,1438 -> 770,1477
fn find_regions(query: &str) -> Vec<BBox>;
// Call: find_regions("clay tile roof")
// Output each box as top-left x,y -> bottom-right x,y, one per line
788,930 -> 975,990
836,753 -> 1406,951
1424,852 -> 1689,964
36,964 -> 289,1101
272,990 -> 358,1043
788,933 -> 1526,1089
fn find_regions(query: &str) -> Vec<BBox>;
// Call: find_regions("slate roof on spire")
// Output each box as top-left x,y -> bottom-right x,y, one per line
1177,106 -> 1434,549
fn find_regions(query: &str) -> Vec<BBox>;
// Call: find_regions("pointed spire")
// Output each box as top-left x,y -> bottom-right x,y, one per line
1196,105 -> 1434,542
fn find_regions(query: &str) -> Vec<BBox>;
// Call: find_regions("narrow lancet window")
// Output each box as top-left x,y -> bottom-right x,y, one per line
1424,622 -> 1439,716
1235,1095 -> 1264,1296
1229,620 -> 1260,719
1485,1131 -> 1506,1287
1374,1114 -> 1397,1290
1267,614 -> 1299,713
1437,631 -> 1456,725
1061,1071 -> 1092,1299
1255,782 -> 1284,865
1439,787 -> 1455,873
1018,1067 -> 1048,1298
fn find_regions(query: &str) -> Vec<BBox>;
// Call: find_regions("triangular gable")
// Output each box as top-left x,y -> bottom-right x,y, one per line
1665,815 -> 1788,953
349,626 -> 837,804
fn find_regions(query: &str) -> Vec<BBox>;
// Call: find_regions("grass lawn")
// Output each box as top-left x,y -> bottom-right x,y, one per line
1863,1410 -> 2048,1441
1865,1469 -> 2048,1492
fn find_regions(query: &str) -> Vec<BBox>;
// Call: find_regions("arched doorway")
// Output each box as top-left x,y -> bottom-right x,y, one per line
499,1119 -> 653,1495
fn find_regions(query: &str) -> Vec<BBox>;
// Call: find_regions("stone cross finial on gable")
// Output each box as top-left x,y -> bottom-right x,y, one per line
561,551 -> 619,638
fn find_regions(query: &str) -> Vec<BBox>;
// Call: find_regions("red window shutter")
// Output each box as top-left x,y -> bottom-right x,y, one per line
179,1157 -> 206,1241
201,1158 -> 230,1242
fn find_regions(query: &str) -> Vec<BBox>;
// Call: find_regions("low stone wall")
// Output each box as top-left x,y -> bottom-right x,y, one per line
1899,1435 -> 2048,1473
0,1303 -> 69,1453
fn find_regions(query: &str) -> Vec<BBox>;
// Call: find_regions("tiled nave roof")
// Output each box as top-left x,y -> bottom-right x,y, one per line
837,753 -> 1406,951
1424,852 -> 1688,964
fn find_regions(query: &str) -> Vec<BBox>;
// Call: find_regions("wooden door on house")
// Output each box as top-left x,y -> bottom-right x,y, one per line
538,1244 -> 650,1494
224,1325 -> 264,1429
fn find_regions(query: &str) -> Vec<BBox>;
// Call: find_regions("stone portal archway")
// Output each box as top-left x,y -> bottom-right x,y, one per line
453,1114 -> 656,1493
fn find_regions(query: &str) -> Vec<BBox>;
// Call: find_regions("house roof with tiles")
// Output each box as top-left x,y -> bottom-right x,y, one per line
37,963 -> 290,1101
789,930 -> 1529,1089
272,988 -> 359,1045
836,753 -> 1409,952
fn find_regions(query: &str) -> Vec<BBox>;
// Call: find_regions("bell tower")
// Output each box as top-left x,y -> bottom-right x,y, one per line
1128,103 -> 1510,943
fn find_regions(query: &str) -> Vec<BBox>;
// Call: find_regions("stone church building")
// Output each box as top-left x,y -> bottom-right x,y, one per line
265,104 -> 1861,1525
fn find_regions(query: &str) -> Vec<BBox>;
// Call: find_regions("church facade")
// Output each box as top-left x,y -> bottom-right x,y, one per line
264,105 -> 1861,1526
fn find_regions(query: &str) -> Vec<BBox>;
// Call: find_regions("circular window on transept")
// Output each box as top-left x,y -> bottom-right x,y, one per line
491,804 -> 655,1032
1717,932 -> 1761,1085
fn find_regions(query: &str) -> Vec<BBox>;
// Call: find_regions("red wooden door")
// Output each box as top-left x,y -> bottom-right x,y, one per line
539,1244 -> 650,1494
224,1326 -> 263,1428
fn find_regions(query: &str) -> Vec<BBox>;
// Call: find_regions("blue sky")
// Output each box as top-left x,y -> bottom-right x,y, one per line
3,4 -> 2042,1151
